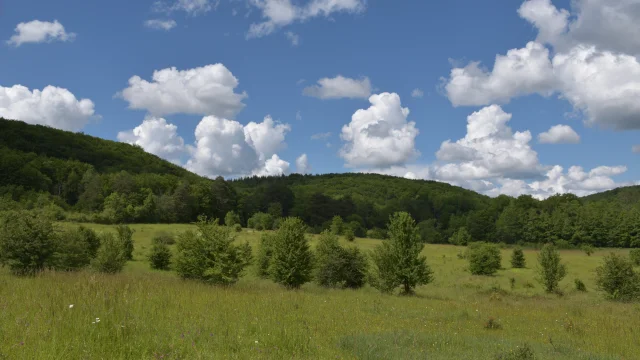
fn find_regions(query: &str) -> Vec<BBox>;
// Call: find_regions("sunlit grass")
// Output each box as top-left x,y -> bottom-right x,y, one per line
0,223 -> 638,359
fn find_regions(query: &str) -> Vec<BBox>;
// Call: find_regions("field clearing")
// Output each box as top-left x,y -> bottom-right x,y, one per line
0,223 -> 638,359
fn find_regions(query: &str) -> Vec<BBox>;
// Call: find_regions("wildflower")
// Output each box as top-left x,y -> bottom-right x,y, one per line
69,304 -> 74,309
255,340 -> 259,345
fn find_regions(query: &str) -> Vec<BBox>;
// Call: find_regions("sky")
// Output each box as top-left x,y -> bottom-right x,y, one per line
1,0 -> 639,199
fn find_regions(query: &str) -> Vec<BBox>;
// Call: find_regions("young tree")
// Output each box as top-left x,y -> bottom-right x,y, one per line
330,216 -> 344,235
0,211 -> 57,276
537,244 -> 567,293
595,253 -> 640,301
448,227 -> 472,246
224,211 -> 241,227
92,233 -> 127,274
468,242 -> 502,275
148,242 -> 172,270
270,217 -> 313,289
116,225 -> 135,260
344,227 -> 355,242
256,232 -> 276,278
315,231 -> 368,288
53,227 -> 94,271
511,247 -> 526,268
370,212 -> 433,295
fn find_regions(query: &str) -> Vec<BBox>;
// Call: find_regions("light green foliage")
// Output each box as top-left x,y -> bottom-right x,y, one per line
77,225 -> 101,258
174,217 -> 252,285
595,253 -> 640,301
247,212 -> 274,231
315,231 -> 367,289
449,227 -> 472,246
511,247 -> 526,268
630,248 -> 640,266
52,227 -> 94,271
366,227 -> 387,239
270,217 -> 313,289
224,211 -> 241,227
233,223 -> 242,232
152,232 -> 175,245
370,212 -> 433,295
344,227 -> 355,242
468,242 -> 502,276
91,233 -> 127,274
256,232 -> 276,278
581,244 -> 595,256
537,244 -> 567,293
0,211 -> 57,275
115,225 -> 135,260
331,215 -> 344,235
574,278 -> 586,292
148,243 -> 172,270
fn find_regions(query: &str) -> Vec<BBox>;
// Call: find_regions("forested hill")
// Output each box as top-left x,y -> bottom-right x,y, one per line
582,186 -> 640,207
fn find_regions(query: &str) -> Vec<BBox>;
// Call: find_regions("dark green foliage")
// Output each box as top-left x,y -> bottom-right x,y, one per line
269,217 -> 313,289
314,231 -> 367,289
468,242 -> 502,276
370,212 -> 433,295
247,212 -> 274,231
174,218 -> 252,285
366,228 -> 387,239
77,226 -> 100,258
537,244 -> 567,293
152,232 -> 175,245
92,233 -> 127,274
344,227 -> 355,242
449,227 -> 472,246
574,278 -> 586,292
484,317 -> 502,330
630,249 -> 640,266
52,227 -> 94,271
511,247 -> 526,268
581,244 -> 595,256
331,216 -> 344,235
494,343 -> 535,360
233,223 -> 242,232
595,253 -> 640,301
0,211 -> 57,275
148,243 -> 172,270
116,225 -> 135,260
224,211 -> 241,226
256,232 -> 276,278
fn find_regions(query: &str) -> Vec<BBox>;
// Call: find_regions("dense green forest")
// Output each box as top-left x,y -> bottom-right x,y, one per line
1,118 -> 639,248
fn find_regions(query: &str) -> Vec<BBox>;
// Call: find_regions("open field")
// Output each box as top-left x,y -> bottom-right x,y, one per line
1,223 -> 638,359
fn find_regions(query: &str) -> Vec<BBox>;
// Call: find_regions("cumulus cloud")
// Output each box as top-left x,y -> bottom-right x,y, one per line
295,153 -> 310,174
117,117 -> 185,164
144,19 -> 177,31
119,64 -> 247,118
303,76 -> 371,99
7,20 -> 75,46
0,85 -> 95,131
244,115 -> 291,161
411,88 -> 424,98
253,154 -> 290,176
538,124 -> 580,144
340,92 -> 419,168
247,0 -> 365,38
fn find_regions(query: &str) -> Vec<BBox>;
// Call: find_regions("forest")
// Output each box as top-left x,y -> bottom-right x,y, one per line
1,118 -> 639,248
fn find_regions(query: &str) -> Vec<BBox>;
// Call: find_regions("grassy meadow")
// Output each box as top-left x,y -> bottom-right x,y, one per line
0,223 -> 638,359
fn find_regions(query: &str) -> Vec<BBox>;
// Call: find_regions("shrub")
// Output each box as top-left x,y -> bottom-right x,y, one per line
595,253 -> 640,301
468,242 -> 502,276
270,217 -> 314,289
581,244 -> 595,256
315,231 -> 367,289
484,317 -> 502,330
449,227 -> 472,246
330,216 -> 344,235
52,228 -> 94,271
174,217 -> 252,285
92,233 -> 127,274
537,244 -> 567,293
630,249 -> 640,266
115,225 -> 135,260
366,227 -> 387,239
148,243 -> 172,270
511,247 -> 526,268
247,212 -> 274,231
494,343 -> 535,360
77,226 -> 101,258
347,221 -> 366,238
369,212 -> 433,295
574,278 -> 586,292
224,211 -> 241,227
256,232 -> 276,278
344,227 -> 355,242
0,211 -> 57,276
233,223 -> 242,232
152,232 -> 175,245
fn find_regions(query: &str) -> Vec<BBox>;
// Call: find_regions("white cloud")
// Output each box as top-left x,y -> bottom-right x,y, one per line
538,124 -> 580,144
117,117 -> 185,164
411,88 -> 424,98
154,0 -> 215,15
253,154 -> 290,176
444,42 -> 557,106
517,0 -> 569,47
244,115 -> 291,161
7,20 -> 75,46
340,92 -> 420,168
119,64 -> 247,118
144,19 -> 177,31
285,31 -> 300,46
0,85 -> 95,131
295,153 -> 310,174
303,75 -> 371,99
311,132 -> 331,140
247,0 -> 365,38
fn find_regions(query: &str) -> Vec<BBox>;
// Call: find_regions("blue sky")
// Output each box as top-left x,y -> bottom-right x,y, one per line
1,0 -> 639,198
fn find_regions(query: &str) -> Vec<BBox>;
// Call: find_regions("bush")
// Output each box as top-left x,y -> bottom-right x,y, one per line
595,253 -> 640,301
330,216 -> 344,235
468,242 -> 502,276
233,223 -> 242,232
344,227 -> 355,242
256,232 -> 276,278
148,243 -> 172,270
537,244 -> 567,293
511,247 -> 526,268
92,233 -> 127,274
0,211 -> 57,276
630,249 -> 640,266
366,227 -> 387,239
574,278 -> 586,292
224,211 -> 241,227
152,232 -> 175,245
449,227 -> 472,246
315,231 -> 367,289
174,217 -> 252,285
270,217 -> 314,289
247,212 -> 274,231
115,225 -> 134,260
581,244 -> 595,256
370,212 -> 433,295
52,227 -> 95,271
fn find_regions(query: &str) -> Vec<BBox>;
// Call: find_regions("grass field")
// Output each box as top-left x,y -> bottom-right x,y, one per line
1,223 -> 638,359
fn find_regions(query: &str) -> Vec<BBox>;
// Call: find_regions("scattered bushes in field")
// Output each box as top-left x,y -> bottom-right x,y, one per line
494,343 -> 534,360
574,278 -> 586,292
581,244 -> 595,256
116,225 -> 135,260
148,242 -> 172,270
370,212 -> 433,295
511,247 -> 526,268
224,211 -> 241,227
92,233 -> 128,274
595,253 -> 640,301
537,244 -> 567,293
0,211 -> 57,275
247,212 -> 275,231
256,232 -> 276,278
468,242 -> 502,276
174,217 -> 252,285
269,217 -> 314,289
315,231 -> 367,289
630,249 -> 640,266
152,232 -> 175,245
448,227 -> 472,246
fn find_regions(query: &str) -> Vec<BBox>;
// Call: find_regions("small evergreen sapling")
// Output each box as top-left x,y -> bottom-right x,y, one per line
511,247 -> 526,268
270,217 -> 314,289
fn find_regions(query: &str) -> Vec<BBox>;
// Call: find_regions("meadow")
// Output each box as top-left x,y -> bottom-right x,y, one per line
0,223 -> 638,359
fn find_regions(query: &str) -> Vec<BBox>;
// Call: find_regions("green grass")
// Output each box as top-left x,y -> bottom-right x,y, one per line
1,223 -> 639,359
